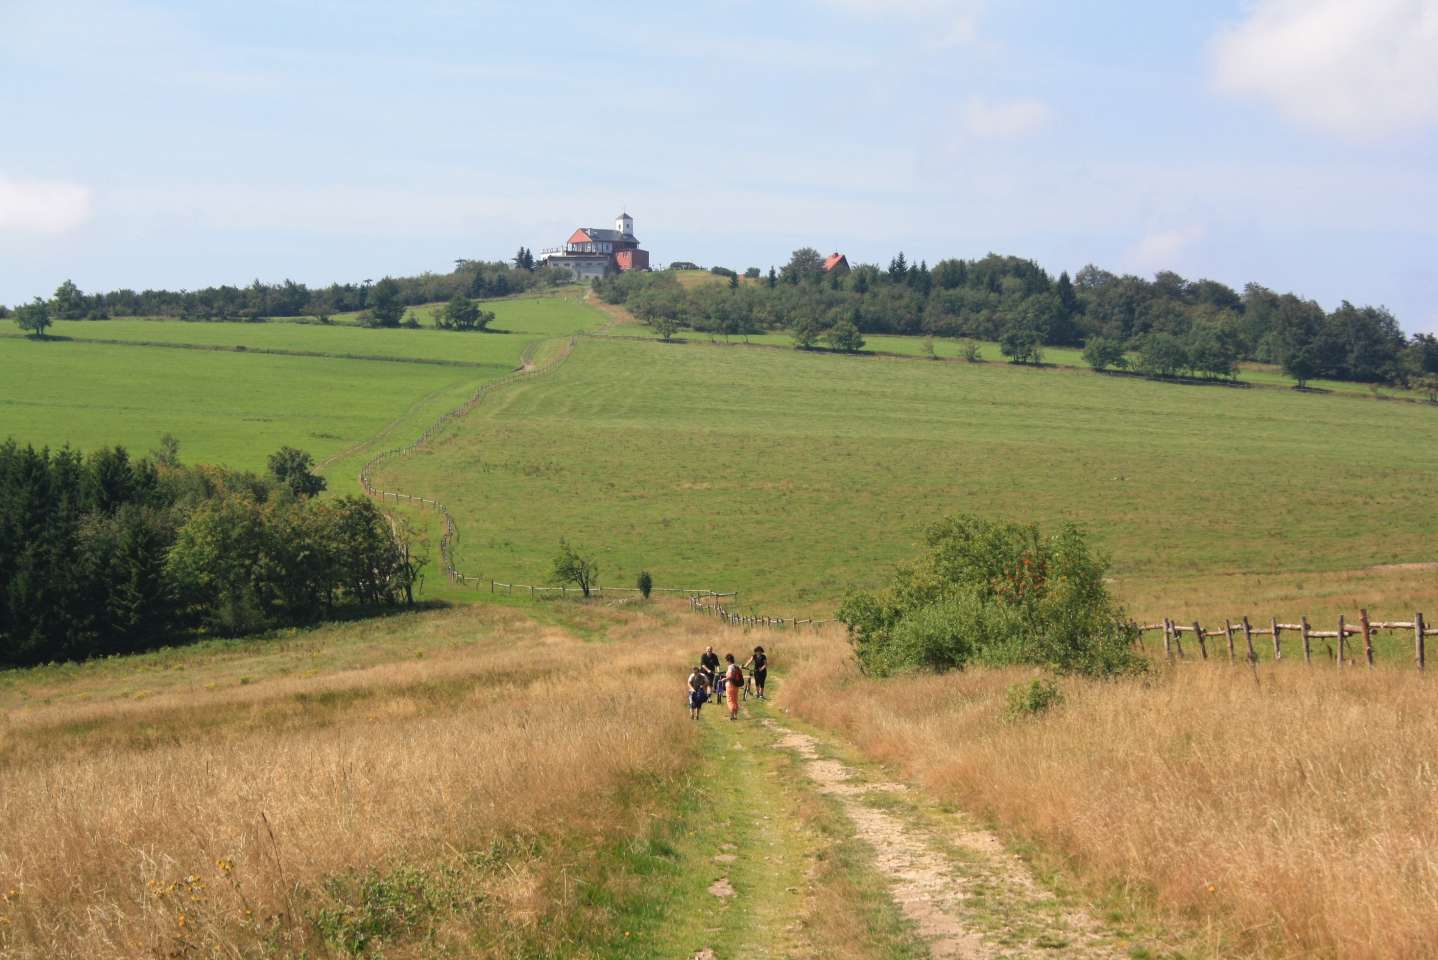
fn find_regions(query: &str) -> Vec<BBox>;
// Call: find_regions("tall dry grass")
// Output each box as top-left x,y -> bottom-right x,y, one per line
0,603 -> 734,959
782,635 -> 1438,959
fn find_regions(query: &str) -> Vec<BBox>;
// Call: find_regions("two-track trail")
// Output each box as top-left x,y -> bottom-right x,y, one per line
645,692 -> 1172,960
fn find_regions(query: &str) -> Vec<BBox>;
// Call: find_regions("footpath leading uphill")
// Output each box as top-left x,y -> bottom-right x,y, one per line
655,689 -> 1170,960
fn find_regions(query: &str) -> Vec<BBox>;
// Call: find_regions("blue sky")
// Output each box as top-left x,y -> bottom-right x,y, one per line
2,0 -> 1435,331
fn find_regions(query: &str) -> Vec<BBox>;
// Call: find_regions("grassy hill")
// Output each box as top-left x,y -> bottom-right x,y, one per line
373,332 -> 1438,624
0,295 -> 603,471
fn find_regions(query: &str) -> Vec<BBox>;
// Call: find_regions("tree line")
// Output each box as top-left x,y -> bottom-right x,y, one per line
596,249 -> 1437,387
3,257 -> 570,326
0,439 -> 423,667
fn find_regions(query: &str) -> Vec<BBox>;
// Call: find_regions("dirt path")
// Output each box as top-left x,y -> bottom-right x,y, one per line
761,717 -> 1151,960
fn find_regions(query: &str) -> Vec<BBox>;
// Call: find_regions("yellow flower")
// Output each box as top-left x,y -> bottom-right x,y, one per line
177,912 -> 187,928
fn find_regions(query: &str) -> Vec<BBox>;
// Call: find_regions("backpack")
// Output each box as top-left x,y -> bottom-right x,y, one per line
730,664 -> 744,686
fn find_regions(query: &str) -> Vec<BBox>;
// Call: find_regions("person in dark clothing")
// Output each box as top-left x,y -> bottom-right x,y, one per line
744,645 -> 768,699
700,645 -> 721,697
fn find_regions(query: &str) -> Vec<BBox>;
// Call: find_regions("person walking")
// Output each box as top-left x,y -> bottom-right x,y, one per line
744,645 -> 768,699
687,665 -> 708,719
700,644 -> 721,701
723,653 -> 743,720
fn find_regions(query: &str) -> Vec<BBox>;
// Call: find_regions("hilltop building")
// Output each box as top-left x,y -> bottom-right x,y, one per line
538,212 -> 650,280
823,252 -> 850,276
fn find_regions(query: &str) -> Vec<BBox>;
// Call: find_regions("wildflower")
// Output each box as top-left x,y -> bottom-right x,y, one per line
1206,883 -> 1217,894
177,912 -> 187,929
216,858 -> 234,876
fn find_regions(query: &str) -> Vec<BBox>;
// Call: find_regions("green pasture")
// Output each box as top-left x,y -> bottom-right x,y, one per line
373,336 -> 1438,621
0,295 -> 606,471
602,325 -> 1421,400
4,295 -> 599,367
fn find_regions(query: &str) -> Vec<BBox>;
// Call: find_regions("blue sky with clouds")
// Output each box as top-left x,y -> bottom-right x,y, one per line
2,0 -> 1435,331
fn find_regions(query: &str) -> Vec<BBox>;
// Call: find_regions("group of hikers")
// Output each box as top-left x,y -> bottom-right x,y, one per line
687,644 -> 768,720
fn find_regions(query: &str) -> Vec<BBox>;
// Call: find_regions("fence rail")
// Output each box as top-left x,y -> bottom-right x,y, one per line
1137,610 -> 1432,670
688,596 -> 837,631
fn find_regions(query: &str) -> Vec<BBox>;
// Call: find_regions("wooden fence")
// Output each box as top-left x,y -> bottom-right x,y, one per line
688,596 -> 836,631
1138,610 -> 1434,671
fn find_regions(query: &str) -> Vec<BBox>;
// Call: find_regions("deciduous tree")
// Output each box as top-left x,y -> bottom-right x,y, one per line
551,539 -> 598,597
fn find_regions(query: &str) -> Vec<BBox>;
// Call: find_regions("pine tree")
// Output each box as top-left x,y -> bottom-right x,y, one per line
1057,270 -> 1079,317
766,267 -> 778,289
888,252 -> 908,281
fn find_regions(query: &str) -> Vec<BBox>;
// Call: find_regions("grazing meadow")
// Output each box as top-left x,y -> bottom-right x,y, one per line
373,333 -> 1438,628
0,294 -> 604,471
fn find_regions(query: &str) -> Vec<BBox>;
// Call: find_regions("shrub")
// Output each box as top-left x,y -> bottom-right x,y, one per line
826,319 -> 865,353
837,514 -> 1142,678
636,570 -> 653,599
1082,337 -> 1126,372
1135,332 -> 1189,378
1004,678 -> 1063,721
959,340 -> 982,363
999,327 -> 1042,365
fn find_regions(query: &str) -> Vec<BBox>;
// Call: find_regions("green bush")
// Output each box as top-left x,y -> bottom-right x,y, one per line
1082,336 -> 1126,372
636,570 -> 653,599
837,514 -> 1142,678
1004,678 -> 1063,720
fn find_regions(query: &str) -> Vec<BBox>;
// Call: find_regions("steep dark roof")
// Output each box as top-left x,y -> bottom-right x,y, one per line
580,227 -> 629,242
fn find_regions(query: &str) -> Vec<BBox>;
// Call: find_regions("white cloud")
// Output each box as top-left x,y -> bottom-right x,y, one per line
959,96 -> 1050,139
1124,227 -> 1205,272
0,174 -> 93,234
816,0 -> 984,45
1211,0 -> 1438,140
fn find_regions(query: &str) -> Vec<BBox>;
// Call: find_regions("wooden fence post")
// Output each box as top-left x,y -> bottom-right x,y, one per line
1361,609 -> 1373,668
1242,616 -> 1256,663
1272,617 -> 1282,660
1225,620 -> 1236,663
1417,612 -> 1426,673
1193,621 -> 1207,660
1301,616 -> 1312,664
1337,614 -> 1346,667
1162,619 -> 1173,660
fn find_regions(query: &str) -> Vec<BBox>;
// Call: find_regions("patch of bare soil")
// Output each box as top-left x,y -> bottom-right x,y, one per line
764,720 -> 1135,959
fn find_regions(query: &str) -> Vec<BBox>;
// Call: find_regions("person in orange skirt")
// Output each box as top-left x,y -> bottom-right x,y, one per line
723,653 -> 743,720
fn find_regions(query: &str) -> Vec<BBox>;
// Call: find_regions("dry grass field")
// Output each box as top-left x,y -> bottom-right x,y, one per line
782,643 -> 1438,960
6,596 -> 1438,958
0,603 -> 716,959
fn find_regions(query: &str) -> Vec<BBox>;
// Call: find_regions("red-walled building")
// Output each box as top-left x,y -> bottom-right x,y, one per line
538,212 -> 650,280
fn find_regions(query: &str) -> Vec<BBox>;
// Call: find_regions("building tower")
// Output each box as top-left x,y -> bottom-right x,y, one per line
616,211 -> 634,238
